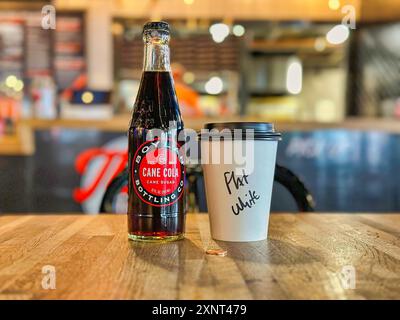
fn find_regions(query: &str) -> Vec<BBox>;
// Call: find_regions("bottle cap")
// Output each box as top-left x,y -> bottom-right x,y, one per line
143,21 -> 170,34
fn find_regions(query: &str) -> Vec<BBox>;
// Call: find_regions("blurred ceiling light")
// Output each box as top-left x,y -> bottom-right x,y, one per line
14,80 -> 24,92
209,23 -> 229,43
326,24 -> 349,44
328,0 -> 340,10
183,72 -> 195,84
211,34 -> 225,43
184,0 -> 194,4
286,59 -> 302,95
233,24 -> 245,37
205,76 -> 223,95
5,75 -> 17,88
82,91 -> 94,104
314,37 -> 326,52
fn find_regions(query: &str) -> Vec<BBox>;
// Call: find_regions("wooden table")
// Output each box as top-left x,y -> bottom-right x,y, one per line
1,213 -> 400,300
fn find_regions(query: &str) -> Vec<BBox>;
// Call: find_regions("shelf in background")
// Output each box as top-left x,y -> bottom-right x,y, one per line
21,116 -> 400,133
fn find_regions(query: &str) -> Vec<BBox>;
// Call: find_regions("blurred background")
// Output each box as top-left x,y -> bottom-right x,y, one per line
0,0 -> 399,214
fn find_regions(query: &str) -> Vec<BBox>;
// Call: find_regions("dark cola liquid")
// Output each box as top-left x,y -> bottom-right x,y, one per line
128,71 -> 185,241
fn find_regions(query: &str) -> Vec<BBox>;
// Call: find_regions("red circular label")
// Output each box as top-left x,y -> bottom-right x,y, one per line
133,139 -> 184,207
138,148 -> 181,196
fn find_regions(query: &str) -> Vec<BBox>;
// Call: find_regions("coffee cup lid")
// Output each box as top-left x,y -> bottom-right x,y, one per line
199,122 -> 281,141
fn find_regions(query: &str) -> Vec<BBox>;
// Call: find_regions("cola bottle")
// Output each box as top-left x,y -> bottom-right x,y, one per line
127,22 -> 185,242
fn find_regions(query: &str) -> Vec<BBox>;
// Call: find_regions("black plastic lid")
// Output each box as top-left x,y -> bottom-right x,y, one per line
143,21 -> 170,33
200,122 -> 281,141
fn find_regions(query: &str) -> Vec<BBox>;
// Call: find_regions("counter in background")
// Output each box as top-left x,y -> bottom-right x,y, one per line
20,116 -> 400,133
2,116 -> 396,157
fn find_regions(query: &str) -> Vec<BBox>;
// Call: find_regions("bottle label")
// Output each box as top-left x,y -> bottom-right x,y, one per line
133,139 -> 184,207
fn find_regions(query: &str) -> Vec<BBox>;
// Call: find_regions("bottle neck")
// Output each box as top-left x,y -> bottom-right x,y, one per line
143,43 -> 170,72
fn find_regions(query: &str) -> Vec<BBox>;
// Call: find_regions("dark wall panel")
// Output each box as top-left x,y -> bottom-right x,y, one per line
0,129 -> 121,214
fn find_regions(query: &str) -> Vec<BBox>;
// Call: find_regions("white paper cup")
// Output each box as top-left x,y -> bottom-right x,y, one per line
200,122 -> 281,242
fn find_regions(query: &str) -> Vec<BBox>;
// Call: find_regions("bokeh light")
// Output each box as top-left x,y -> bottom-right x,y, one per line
326,24 -> 349,44
286,60 -> 302,94
328,0 -> 341,10
205,76 -> 223,95
5,75 -> 18,88
209,23 -> 230,43
82,91 -> 94,104
183,72 -> 195,84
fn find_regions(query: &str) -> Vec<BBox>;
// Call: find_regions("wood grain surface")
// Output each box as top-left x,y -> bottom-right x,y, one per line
0,213 -> 400,300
